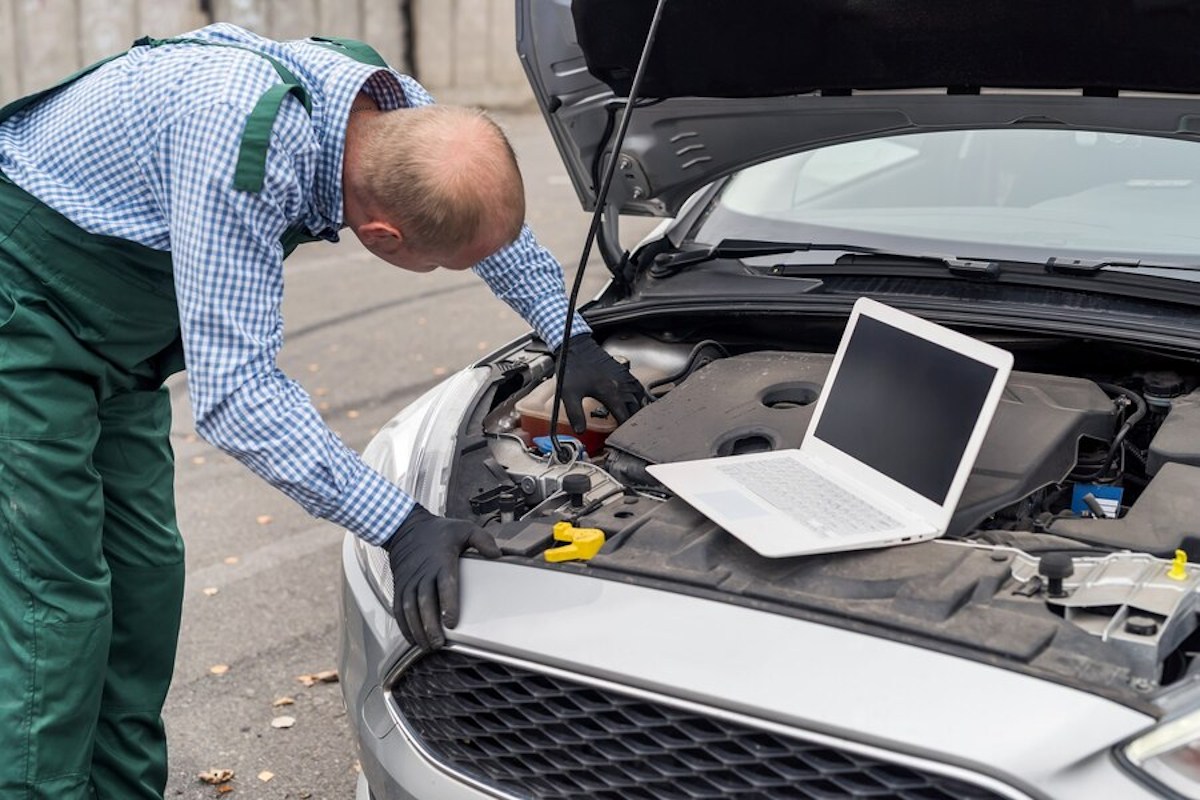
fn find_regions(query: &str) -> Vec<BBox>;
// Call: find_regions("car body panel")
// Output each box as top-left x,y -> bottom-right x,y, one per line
342,532 -> 1160,799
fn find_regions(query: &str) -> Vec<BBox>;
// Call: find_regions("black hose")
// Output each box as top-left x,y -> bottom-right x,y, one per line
646,340 -> 729,394
1073,383 -> 1147,482
1095,383 -> 1147,480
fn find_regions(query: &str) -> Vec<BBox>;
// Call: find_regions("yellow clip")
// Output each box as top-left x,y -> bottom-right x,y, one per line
544,521 -> 606,563
1168,549 -> 1190,581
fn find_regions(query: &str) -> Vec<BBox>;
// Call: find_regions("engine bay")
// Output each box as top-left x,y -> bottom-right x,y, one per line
448,326 -> 1200,701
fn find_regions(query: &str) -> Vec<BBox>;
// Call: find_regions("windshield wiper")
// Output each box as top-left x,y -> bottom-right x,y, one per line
1044,256 -> 1200,275
649,238 -> 1001,279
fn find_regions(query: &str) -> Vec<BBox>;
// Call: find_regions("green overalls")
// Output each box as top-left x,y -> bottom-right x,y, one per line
0,34 -> 387,799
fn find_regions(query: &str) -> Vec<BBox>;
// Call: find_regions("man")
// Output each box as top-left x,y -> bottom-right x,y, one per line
0,24 -> 645,799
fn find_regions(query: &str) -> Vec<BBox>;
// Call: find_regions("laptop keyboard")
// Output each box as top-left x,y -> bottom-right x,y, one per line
715,457 -> 901,538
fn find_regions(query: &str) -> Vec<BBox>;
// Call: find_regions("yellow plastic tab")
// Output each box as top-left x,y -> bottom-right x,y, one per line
544,521 -> 606,563
1168,549 -> 1190,581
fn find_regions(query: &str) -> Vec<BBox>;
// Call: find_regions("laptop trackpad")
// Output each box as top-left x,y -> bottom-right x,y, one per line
696,490 -> 770,520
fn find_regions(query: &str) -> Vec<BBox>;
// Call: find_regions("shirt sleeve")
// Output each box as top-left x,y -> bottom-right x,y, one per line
471,225 -> 591,351
153,99 -> 414,545
393,74 -> 591,351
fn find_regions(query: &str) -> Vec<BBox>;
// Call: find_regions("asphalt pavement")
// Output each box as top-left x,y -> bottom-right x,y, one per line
162,110 -> 660,799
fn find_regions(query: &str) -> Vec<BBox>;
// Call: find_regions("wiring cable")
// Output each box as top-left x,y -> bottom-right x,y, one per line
646,339 -> 729,396
1071,383 -> 1146,482
547,0 -> 670,463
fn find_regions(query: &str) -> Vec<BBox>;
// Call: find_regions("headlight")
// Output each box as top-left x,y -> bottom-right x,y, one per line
353,366 -> 492,607
1123,707 -> 1200,797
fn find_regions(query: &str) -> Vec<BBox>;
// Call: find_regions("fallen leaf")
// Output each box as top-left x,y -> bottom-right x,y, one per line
270,715 -> 296,729
198,769 -> 234,785
307,363 -> 320,373
202,587 -> 219,597
299,792 -> 312,799
255,514 -> 273,525
296,669 -> 339,687
217,786 -> 234,795
257,771 -> 274,783
223,556 -> 239,566
272,696 -> 295,707
209,664 -> 230,676
192,456 -> 206,466
346,409 -> 360,419
314,387 -> 330,397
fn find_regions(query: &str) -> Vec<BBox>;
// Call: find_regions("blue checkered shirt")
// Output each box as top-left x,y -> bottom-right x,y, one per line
0,23 -> 588,545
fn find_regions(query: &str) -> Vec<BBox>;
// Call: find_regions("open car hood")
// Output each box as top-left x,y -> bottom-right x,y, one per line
517,0 -> 1200,218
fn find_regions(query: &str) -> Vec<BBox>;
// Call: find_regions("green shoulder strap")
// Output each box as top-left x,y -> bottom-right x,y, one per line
308,36 -> 389,68
134,36 -> 315,193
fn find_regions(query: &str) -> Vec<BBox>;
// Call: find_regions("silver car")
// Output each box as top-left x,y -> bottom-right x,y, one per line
342,1 -> 1200,797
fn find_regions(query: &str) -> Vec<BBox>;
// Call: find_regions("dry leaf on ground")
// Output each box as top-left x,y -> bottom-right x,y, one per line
255,514 -> 273,525
270,716 -> 296,729
209,664 -> 230,676
273,696 -> 295,707
202,587 -> 219,597
257,771 -> 275,783
297,669 -> 339,687
198,769 -> 234,785
346,410 -> 360,419
217,786 -> 234,795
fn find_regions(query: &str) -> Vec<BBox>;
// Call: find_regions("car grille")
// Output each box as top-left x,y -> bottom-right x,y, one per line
390,650 -> 1012,800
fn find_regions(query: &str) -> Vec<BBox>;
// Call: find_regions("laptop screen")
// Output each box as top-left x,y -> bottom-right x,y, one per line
813,315 -> 998,504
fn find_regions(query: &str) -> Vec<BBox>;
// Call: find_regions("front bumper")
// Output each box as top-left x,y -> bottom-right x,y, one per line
340,533 -> 1162,800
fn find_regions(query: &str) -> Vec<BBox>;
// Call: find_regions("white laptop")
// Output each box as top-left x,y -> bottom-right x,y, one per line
647,297 -> 1013,558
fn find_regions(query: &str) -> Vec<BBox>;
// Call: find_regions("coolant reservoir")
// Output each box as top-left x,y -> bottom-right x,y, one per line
516,378 -> 617,455
514,334 -> 709,455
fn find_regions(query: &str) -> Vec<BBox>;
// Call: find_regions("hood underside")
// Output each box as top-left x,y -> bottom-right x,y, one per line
518,0 -> 1200,216
574,0 -> 1200,99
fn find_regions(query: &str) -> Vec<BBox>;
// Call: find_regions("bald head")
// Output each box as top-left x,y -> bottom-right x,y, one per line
349,105 -> 525,256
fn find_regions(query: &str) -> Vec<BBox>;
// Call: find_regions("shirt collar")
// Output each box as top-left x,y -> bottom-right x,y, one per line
312,67 -> 408,237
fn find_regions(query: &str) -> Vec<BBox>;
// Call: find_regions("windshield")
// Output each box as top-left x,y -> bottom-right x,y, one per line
694,129 -> 1200,267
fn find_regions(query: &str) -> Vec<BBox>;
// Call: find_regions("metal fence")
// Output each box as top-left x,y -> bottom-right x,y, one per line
0,0 -> 534,107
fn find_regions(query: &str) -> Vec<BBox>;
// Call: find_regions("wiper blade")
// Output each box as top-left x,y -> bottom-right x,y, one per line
650,238 -> 1001,279
651,238 -> 875,276
1044,256 -> 1200,275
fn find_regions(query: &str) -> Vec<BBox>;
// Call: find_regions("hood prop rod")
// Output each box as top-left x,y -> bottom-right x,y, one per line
548,0 -> 669,463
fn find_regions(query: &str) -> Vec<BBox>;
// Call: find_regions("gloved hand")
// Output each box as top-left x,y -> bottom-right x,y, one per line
558,334 -> 648,433
384,504 -> 502,650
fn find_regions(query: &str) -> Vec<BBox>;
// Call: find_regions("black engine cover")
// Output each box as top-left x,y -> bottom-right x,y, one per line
606,352 -> 1115,535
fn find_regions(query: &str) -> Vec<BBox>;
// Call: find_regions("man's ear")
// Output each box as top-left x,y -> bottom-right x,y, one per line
356,220 -> 404,252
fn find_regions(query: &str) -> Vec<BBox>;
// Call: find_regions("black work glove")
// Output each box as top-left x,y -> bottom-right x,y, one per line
384,504 -> 502,650
558,334 -> 649,433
